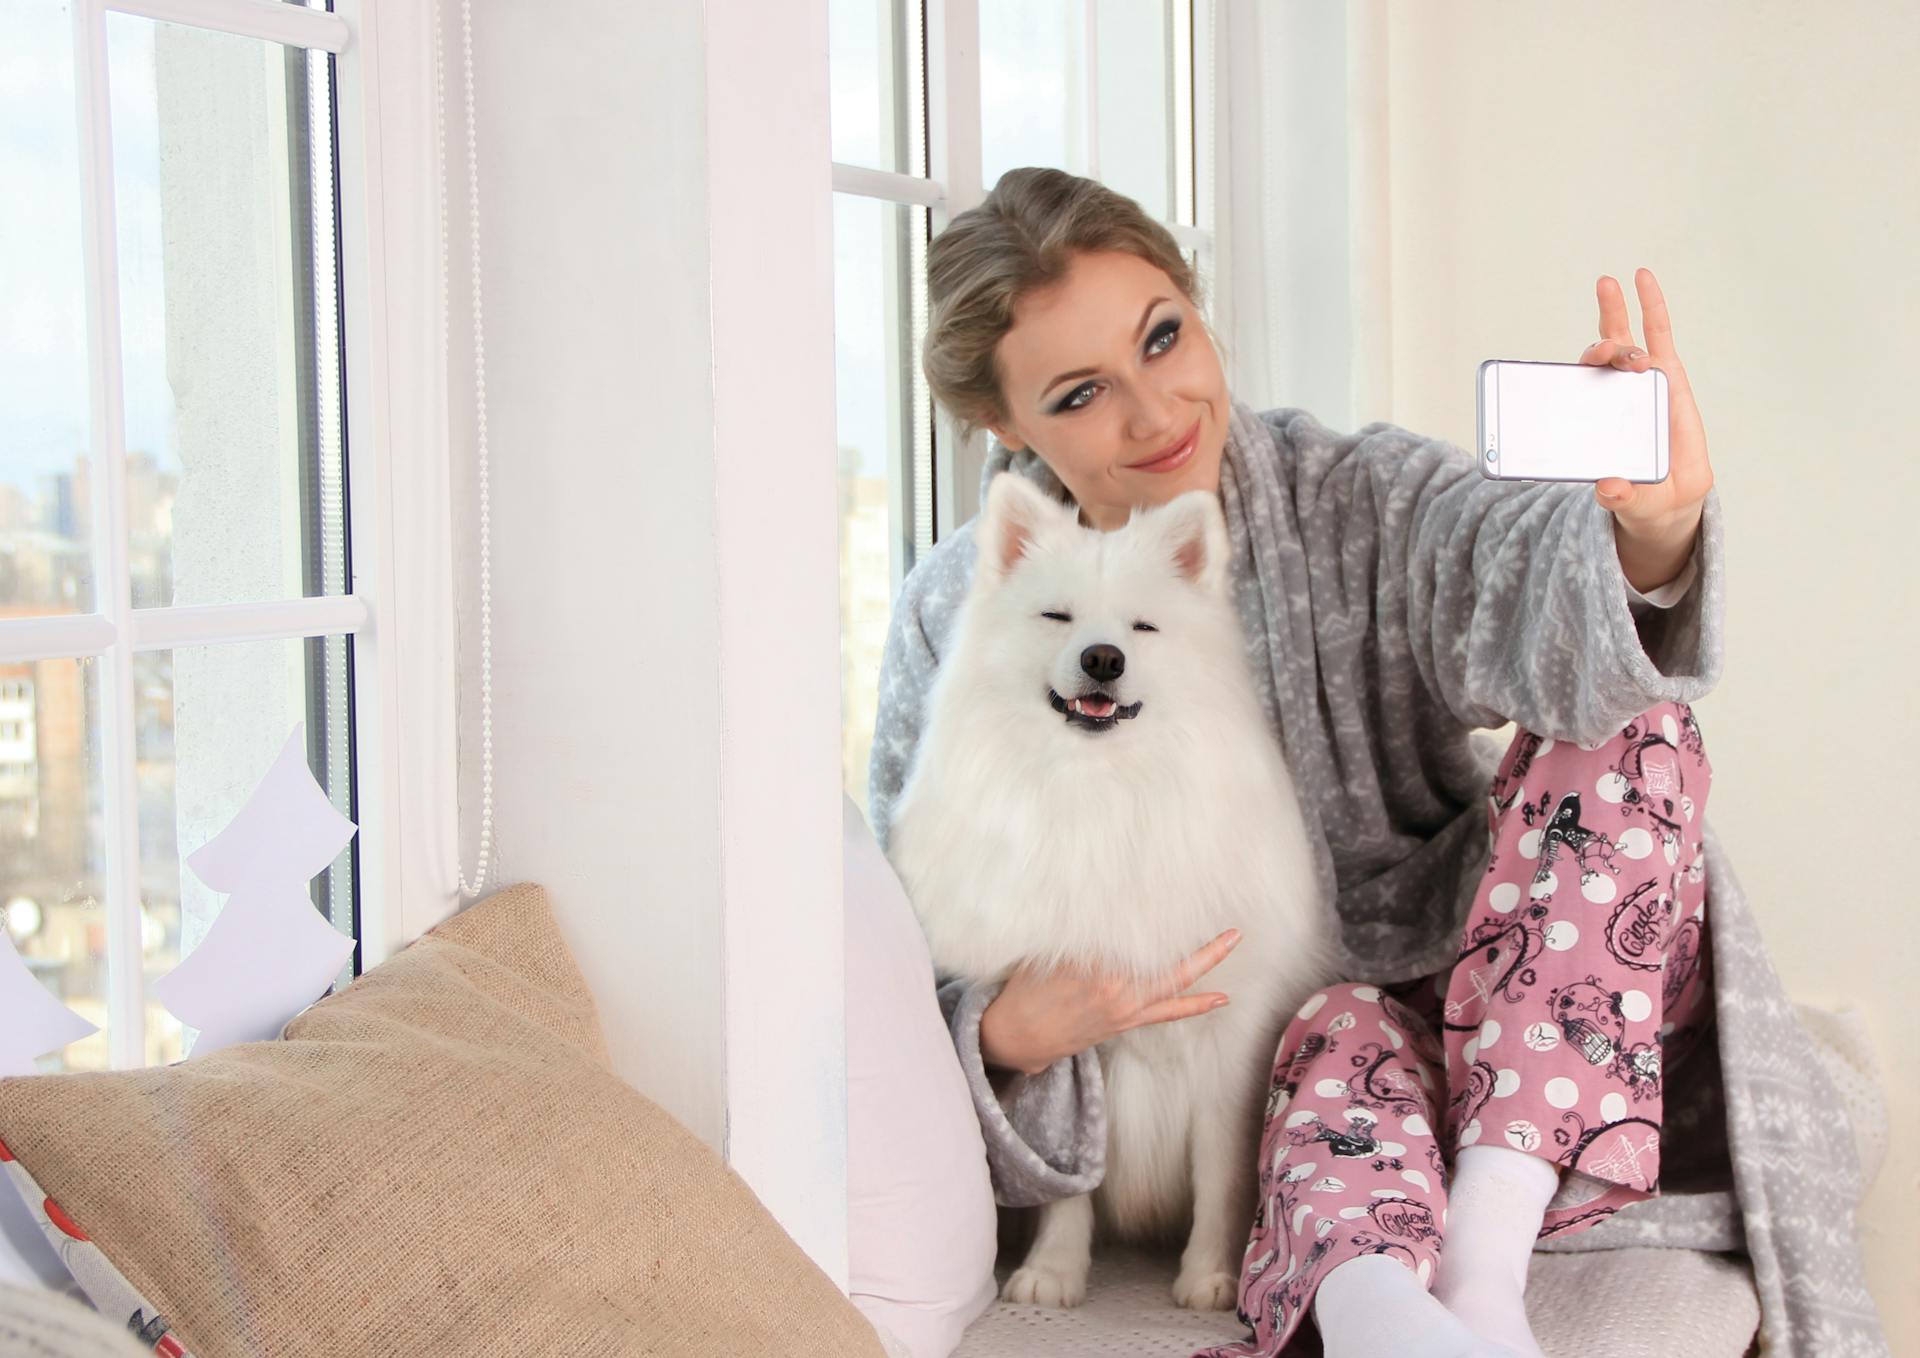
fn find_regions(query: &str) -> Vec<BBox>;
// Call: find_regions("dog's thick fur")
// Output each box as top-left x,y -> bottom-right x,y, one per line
888,474 -> 1336,1311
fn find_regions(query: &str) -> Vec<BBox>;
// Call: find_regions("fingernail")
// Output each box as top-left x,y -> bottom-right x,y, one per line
1626,349 -> 1644,360
1225,929 -> 1242,946
1212,996 -> 1231,1008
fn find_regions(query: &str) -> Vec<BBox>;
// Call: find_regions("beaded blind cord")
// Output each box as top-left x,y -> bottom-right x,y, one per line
434,0 -> 494,897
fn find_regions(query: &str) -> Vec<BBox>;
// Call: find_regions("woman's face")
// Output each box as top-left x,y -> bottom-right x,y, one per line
986,249 -> 1229,532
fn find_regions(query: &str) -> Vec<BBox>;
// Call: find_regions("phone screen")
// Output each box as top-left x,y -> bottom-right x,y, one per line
1482,361 -> 1664,482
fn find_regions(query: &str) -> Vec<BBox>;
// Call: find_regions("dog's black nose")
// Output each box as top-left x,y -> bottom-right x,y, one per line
1080,644 -> 1125,684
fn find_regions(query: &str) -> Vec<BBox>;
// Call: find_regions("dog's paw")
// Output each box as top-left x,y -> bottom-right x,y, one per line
1002,1264 -> 1087,1308
1172,1267 -> 1237,1310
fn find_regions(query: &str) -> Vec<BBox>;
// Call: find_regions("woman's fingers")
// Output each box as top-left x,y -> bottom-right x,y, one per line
1581,337 -> 1649,370
1634,267 -> 1678,361
1595,475 -> 1638,507
1121,928 -> 1242,1028
1161,927 -> 1242,995
1596,274 -> 1638,347
1125,990 -> 1230,1031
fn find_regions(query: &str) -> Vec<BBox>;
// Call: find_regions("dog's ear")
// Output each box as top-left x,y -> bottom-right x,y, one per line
1136,490 -> 1230,593
979,473 -> 1071,580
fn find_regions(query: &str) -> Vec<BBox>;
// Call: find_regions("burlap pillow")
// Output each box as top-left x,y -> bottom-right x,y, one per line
0,883 -> 886,1358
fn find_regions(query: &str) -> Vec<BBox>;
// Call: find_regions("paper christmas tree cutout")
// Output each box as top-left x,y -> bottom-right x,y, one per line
181,722 -> 358,891
151,722 -> 358,1056
0,932 -> 98,1076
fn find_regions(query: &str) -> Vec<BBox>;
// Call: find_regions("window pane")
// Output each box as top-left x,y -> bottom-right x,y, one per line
0,656 -> 113,1071
833,195 -> 930,817
1094,0 -> 1174,221
830,0 -> 926,177
0,0 -> 95,613
107,15 -> 348,610
980,0 -> 1087,191
1171,0 -> 1196,228
136,634 -> 357,1058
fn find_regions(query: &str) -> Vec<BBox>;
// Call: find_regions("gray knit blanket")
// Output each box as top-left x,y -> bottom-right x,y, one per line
867,399 -> 1887,1356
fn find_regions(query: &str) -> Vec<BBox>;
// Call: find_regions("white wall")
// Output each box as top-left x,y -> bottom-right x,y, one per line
442,0 -> 849,1282
445,0 -> 726,1147
1380,4 -> 1916,1349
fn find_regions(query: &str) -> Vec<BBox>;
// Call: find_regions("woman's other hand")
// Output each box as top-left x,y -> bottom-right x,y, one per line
978,928 -> 1243,1076
1579,268 -> 1715,593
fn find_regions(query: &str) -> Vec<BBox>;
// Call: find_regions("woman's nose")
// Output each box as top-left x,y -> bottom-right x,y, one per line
1126,384 -> 1184,443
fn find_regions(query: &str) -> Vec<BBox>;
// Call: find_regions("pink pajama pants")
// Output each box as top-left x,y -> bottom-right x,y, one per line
1194,700 -> 1715,1358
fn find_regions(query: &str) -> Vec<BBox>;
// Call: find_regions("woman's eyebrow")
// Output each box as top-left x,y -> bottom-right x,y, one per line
1040,296 -> 1173,401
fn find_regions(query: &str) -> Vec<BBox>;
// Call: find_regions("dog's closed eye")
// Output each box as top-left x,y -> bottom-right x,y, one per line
1041,611 -> 1073,623
1133,621 -> 1159,633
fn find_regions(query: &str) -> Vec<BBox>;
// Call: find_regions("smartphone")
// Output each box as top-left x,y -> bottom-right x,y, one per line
1476,358 -> 1669,483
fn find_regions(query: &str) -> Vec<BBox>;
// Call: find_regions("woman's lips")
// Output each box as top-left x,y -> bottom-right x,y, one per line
1127,417 -> 1201,474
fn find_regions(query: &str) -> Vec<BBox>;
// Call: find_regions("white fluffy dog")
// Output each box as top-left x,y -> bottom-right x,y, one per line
888,473 -> 1336,1312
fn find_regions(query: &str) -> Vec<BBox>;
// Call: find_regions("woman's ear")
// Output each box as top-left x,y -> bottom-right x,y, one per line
980,473 -> 1069,580
1132,489 -> 1230,594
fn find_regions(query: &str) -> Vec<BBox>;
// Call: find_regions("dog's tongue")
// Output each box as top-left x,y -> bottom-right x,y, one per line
1077,697 -> 1116,719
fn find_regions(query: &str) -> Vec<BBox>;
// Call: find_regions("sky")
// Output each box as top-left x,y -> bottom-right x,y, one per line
1,1 -> 174,498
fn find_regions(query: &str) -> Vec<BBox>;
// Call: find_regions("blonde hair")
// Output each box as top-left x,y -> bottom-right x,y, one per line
923,167 -> 1219,445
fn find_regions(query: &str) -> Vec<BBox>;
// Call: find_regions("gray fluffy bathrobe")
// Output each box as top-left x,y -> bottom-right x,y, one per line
867,398 -> 1887,1356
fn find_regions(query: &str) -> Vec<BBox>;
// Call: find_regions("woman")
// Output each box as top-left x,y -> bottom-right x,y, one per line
867,168 -> 1883,1357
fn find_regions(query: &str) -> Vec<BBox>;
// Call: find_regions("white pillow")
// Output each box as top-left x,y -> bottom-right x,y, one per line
0,1175 -> 71,1293
844,794 -> 998,1358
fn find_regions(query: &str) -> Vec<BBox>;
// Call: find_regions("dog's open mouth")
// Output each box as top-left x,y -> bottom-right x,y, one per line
1047,689 -> 1144,732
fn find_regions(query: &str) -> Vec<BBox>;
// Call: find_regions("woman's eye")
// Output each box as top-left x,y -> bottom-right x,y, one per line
1051,320 -> 1179,415
1041,611 -> 1072,623
1057,384 -> 1096,414
1132,621 -> 1158,633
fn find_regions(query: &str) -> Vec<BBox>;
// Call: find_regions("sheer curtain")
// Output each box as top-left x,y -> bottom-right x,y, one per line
1211,0 -> 1392,434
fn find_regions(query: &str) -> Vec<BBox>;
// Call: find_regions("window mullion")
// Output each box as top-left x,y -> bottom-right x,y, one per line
129,595 -> 369,652
1192,0 -> 1219,330
1082,0 -> 1099,182
1174,0 -> 1195,227
70,0 -> 147,1070
0,615 -> 118,664
830,161 -> 944,209
1193,0 -> 1214,237
926,0 -> 982,542
926,0 -> 982,243
103,0 -> 346,54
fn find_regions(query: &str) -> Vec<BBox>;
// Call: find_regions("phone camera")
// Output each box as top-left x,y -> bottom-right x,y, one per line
1484,447 -> 1496,463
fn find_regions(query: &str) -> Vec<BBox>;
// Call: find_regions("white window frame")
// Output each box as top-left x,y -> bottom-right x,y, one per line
783,0 -> 1219,1282
830,0 -> 1219,545
0,0 -> 460,1068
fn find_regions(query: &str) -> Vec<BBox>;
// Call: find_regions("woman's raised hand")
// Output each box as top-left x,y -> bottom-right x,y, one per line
1578,268 -> 1715,592
977,928 -> 1243,1077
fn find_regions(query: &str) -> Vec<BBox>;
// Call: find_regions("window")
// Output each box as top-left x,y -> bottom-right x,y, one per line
0,0 -> 377,1071
829,0 -> 1214,815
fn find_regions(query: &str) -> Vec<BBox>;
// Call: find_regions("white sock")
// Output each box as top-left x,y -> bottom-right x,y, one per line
1432,1144 -> 1558,1358
1313,1253 -> 1525,1358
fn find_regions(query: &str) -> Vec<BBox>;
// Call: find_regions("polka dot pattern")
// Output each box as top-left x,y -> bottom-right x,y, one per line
1192,706 -> 1716,1358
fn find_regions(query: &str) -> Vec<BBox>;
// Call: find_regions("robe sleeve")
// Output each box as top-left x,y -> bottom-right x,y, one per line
868,536 -> 1107,1207
1625,538 -> 1699,611
1333,420 -> 1726,744
936,975 -> 1106,1207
